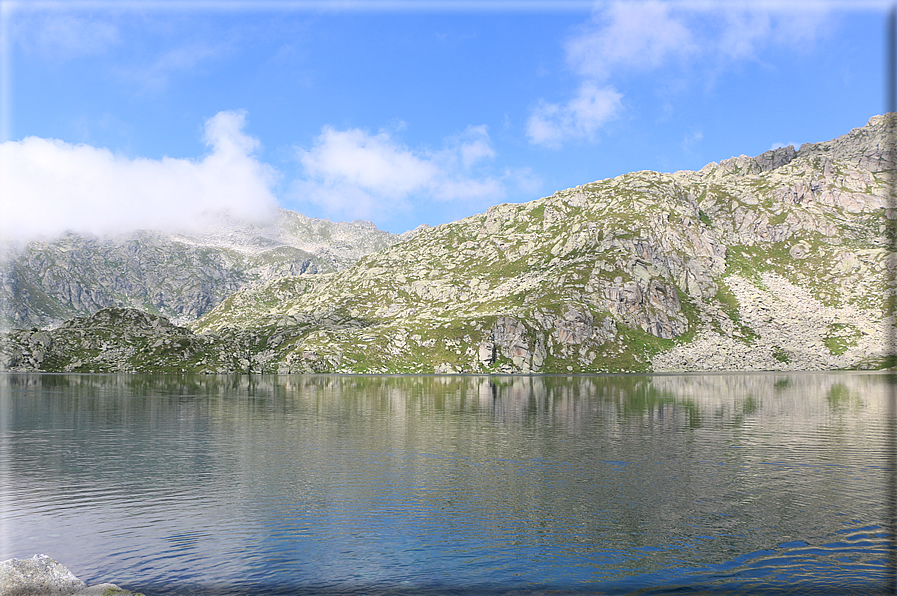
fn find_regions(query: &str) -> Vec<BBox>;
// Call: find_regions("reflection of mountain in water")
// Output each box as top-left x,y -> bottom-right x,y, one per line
1,372 -> 891,594
4,370 -> 883,416
3,372 -> 886,454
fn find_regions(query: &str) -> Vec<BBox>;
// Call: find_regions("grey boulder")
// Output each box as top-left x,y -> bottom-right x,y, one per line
0,555 -> 141,596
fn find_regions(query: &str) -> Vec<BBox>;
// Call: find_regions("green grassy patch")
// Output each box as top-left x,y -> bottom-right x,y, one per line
713,280 -> 757,343
724,246 -> 766,289
724,237 -> 861,308
767,211 -> 789,225
715,281 -> 741,321
822,323 -> 863,356
771,345 -> 790,363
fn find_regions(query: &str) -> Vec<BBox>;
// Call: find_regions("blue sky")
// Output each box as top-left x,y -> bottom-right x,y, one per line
0,0 -> 891,237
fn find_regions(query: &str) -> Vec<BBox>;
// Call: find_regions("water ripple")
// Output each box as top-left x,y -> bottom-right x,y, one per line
1,372 -> 893,596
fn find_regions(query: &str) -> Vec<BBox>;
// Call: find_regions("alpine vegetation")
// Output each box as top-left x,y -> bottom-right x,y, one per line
2,115 -> 894,374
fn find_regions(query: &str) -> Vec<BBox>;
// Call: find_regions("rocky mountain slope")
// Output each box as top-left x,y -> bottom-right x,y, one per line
0,209 -> 402,331
2,114 -> 894,373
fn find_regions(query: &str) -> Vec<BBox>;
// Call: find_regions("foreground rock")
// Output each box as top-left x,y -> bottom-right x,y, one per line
0,555 -> 142,596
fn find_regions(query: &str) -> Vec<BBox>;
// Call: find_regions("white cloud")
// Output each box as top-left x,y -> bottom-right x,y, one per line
0,111 -> 279,240
770,141 -> 800,151
526,82 -> 623,147
683,129 -> 703,151
298,128 -> 438,198
567,1 -> 834,76
716,6 -> 833,61
529,1 -> 836,148
504,166 -> 543,195
14,12 -> 228,91
449,124 -> 496,169
292,125 -> 505,222
716,7 -> 774,61
133,41 -> 228,92
565,1 -> 697,80
13,12 -> 120,61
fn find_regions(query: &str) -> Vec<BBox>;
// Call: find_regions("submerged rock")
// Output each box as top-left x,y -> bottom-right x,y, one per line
0,555 -> 142,596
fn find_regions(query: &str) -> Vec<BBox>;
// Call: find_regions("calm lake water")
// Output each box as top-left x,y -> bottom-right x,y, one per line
0,372 -> 894,595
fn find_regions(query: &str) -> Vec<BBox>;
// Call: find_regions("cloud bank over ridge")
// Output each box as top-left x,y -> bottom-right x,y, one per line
1,112 -> 525,239
0,111 -> 280,240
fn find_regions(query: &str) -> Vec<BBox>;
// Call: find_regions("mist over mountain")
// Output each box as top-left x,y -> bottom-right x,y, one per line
0,209 -> 403,331
2,114 -> 894,373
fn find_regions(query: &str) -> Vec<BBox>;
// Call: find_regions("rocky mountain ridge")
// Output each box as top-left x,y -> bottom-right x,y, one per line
2,114 -> 894,374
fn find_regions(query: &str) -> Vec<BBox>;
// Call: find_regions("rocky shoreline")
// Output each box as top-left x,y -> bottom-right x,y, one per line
0,555 -> 143,596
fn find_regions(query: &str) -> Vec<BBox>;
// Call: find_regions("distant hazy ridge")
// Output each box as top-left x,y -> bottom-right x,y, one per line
0,211 -> 403,330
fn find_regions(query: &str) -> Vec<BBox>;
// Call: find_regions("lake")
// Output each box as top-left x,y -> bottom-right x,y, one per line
0,372 -> 894,595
